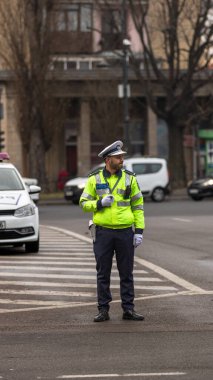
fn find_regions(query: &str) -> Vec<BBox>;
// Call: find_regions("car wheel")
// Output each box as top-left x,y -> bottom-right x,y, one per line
151,187 -> 165,202
72,198 -> 80,205
190,195 -> 203,201
25,237 -> 39,253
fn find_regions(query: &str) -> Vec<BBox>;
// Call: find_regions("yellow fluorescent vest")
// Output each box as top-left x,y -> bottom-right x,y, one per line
80,169 -> 145,230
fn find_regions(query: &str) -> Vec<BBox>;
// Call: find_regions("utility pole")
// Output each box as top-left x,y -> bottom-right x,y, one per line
0,88 -> 5,152
122,0 -> 130,152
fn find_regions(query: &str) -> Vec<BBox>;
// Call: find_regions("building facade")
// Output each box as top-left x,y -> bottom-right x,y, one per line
0,0 -> 212,189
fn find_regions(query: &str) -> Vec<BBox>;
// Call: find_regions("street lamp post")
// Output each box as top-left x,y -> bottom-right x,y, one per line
123,38 -> 130,152
122,0 -> 131,152
0,87 -> 5,152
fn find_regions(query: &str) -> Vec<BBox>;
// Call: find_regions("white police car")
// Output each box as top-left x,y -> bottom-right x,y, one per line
0,153 -> 41,253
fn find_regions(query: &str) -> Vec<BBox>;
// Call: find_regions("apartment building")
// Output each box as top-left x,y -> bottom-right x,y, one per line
0,0 -> 212,187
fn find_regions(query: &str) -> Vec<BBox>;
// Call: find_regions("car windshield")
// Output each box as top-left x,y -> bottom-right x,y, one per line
0,168 -> 24,191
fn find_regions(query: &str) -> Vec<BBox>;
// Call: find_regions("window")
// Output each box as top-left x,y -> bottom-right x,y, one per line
132,163 -> 162,175
101,8 -> 123,50
52,4 -> 92,32
81,5 -> 92,31
67,6 -> 78,31
102,9 -> 122,34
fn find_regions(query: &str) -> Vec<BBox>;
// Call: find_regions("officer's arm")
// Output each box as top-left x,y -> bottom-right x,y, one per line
79,177 -> 98,212
130,177 -> 145,232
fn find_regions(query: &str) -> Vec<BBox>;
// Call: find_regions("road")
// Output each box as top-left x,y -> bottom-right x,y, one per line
0,199 -> 212,380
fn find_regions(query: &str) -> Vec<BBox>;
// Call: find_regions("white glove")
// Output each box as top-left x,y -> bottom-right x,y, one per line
101,195 -> 114,207
133,234 -> 143,248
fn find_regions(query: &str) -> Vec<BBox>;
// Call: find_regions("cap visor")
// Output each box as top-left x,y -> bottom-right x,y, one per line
109,150 -> 127,156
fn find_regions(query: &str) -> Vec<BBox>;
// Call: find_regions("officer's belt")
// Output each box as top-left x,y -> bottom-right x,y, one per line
96,226 -> 132,232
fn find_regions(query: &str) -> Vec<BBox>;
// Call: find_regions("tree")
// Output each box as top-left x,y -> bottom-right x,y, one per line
130,0 -> 213,186
95,0 -> 213,187
0,0 -> 66,190
89,83 -> 123,146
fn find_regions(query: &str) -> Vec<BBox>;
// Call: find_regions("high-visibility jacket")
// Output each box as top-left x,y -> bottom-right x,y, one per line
80,167 -> 145,232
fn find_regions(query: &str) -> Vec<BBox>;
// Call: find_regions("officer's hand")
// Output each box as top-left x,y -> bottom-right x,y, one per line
101,195 -> 114,207
133,234 -> 143,248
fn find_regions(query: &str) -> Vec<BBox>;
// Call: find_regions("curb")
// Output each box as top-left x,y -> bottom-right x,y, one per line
38,192 -> 189,206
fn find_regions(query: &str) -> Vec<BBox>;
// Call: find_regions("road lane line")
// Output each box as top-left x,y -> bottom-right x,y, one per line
0,291 -> 188,314
0,265 -> 147,274
41,225 -> 92,243
172,217 -> 191,223
0,281 -> 177,291
0,260 -> 96,265
0,272 -> 162,282
40,248 -> 93,251
0,299 -> 82,306
42,225 -> 205,293
56,372 -> 186,378
0,289 -> 96,297
38,252 -> 94,256
134,257 -> 205,292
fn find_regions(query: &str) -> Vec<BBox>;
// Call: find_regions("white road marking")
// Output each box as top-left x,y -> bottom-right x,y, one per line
134,257 -> 205,293
0,291 -> 192,314
172,217 -> 191,223
0,272 -> 162,282
0,289 -> 95,297
56,372 -> 186,378
0,224 -> 205,314
0,265 -> 147,274
43,225 -> 205,293
40,248 -> 93,251
41,225 -> 92,243
0,299 -> 81,306
39,252 -> 94,256
0,257 -> 95,261
0,260 -> 96,265
0,280 -> 177,291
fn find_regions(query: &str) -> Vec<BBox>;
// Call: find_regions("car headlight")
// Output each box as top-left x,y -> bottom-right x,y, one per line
77,183 -> 86,189
203,179 -> 213,186
14,204 -> 36,217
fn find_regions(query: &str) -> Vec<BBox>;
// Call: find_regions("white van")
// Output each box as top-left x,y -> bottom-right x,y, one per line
123,157 -> 170,202
64,156 -> 170,203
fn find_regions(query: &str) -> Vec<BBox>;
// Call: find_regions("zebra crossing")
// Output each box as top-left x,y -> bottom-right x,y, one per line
0,225 -> 198,314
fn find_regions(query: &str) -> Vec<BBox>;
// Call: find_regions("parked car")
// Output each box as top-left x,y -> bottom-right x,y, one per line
23,177 -> 40,204
64,157 -> 170,204
0,152 -> 41,253
187,177 -> 213,200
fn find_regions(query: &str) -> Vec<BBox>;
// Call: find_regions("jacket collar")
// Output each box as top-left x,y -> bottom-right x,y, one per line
103,167 -> 122,178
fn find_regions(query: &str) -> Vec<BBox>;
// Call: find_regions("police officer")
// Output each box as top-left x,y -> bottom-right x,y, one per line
80,141 -> 145,322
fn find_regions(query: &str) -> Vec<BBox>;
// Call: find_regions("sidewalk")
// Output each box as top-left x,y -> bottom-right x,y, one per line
39,188 -> 188,206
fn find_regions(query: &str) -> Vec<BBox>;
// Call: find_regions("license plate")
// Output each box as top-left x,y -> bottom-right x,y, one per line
0,221 -> 6,229
189,189 -> 199,194
66,191 -> 73,196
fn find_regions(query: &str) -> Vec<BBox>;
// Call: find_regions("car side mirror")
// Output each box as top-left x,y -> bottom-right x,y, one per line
28,185 -> 41,194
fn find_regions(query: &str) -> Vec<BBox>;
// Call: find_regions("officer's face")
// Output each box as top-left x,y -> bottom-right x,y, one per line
107,154 -> 124,171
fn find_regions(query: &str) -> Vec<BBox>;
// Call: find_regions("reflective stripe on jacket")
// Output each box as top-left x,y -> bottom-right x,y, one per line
80,169 -> 145,230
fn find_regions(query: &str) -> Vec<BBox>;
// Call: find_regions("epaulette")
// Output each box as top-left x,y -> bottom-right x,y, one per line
124,169 -> 136,176
89,169 -> 102,177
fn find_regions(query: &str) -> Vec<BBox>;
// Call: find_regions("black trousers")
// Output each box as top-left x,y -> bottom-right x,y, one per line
93,226 -> 135,311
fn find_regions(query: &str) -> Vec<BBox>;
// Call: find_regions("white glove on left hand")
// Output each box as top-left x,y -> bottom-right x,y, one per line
133,234 -> 143,248
101,195 -> 114,207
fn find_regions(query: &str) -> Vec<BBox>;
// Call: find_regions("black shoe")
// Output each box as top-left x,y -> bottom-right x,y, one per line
122,309 -> 144,321
94,310 -> 110,322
